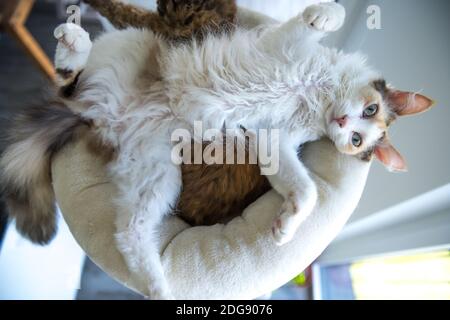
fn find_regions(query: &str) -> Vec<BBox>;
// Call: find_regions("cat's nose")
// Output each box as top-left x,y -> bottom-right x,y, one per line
334,115 -> 348,128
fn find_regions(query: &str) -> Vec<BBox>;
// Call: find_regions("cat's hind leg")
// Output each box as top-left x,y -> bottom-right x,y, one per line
265,139 -> 318,246
53,23 -> 92,97
113,144 -> 182,299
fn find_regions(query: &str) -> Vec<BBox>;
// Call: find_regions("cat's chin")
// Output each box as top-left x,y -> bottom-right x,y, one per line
327,136 -> 348,155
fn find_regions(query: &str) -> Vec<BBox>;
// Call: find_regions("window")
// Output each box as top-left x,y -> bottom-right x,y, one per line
315,249 -> 450,300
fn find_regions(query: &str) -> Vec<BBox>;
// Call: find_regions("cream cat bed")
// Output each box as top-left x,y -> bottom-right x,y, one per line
52,138 -> 370,299
51,4 -> 371,299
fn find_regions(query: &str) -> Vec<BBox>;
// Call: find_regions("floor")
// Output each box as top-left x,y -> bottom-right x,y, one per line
76,259 -> 144,300
76,257 -> 310,300
0,1 -> 310,300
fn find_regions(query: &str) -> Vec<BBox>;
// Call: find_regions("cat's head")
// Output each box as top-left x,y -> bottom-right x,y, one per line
326,79 -> 434,171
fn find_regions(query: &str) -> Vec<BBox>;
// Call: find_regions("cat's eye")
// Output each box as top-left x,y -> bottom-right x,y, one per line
352,132 -> 362,147
363,104 -> 378,118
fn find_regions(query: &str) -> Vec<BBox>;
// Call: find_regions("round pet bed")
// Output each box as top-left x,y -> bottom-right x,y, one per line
52,138 -> 370,299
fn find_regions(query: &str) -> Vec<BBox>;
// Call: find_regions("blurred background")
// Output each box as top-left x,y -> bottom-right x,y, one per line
0,0 -> 449,300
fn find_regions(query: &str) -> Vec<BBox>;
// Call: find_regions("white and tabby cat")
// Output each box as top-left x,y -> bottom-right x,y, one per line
0,3 -> 433,299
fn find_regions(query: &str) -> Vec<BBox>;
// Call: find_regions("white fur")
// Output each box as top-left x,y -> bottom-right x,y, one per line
55,2 -> 383,299
303,2 -> 346,32
54,24 -> 92,87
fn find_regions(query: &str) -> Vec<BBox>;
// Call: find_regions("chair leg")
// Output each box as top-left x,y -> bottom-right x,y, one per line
8,23 -> 55,81
2,0 -> 55,81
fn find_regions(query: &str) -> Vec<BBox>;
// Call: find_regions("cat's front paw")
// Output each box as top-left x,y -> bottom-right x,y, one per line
303,2 -> 346,32
54,23 -> 91,53
271,189 -> 318,246
54,23 -> 92,77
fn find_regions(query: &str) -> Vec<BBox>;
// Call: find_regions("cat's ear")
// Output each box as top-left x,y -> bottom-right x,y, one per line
388,91 -> 434,116
374,143 -> 408,172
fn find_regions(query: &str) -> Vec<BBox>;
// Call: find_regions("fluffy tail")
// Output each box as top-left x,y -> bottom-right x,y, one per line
0,101 -> 88,244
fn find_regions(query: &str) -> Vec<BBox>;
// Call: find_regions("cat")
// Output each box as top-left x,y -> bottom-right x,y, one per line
0,2 -> 434,299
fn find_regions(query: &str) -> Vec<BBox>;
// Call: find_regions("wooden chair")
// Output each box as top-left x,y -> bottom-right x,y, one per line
0,0 -> 55,81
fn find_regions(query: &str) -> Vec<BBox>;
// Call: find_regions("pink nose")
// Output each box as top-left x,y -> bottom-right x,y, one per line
334,115 -> 348,128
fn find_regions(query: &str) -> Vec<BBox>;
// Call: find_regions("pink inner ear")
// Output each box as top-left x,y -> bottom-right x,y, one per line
374,144 -> 408,172
389,91 -> 434,116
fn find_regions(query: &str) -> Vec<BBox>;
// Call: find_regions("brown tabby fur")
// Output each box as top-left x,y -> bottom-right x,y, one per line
83,0 -> 237,42
178,141 -> 271,225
